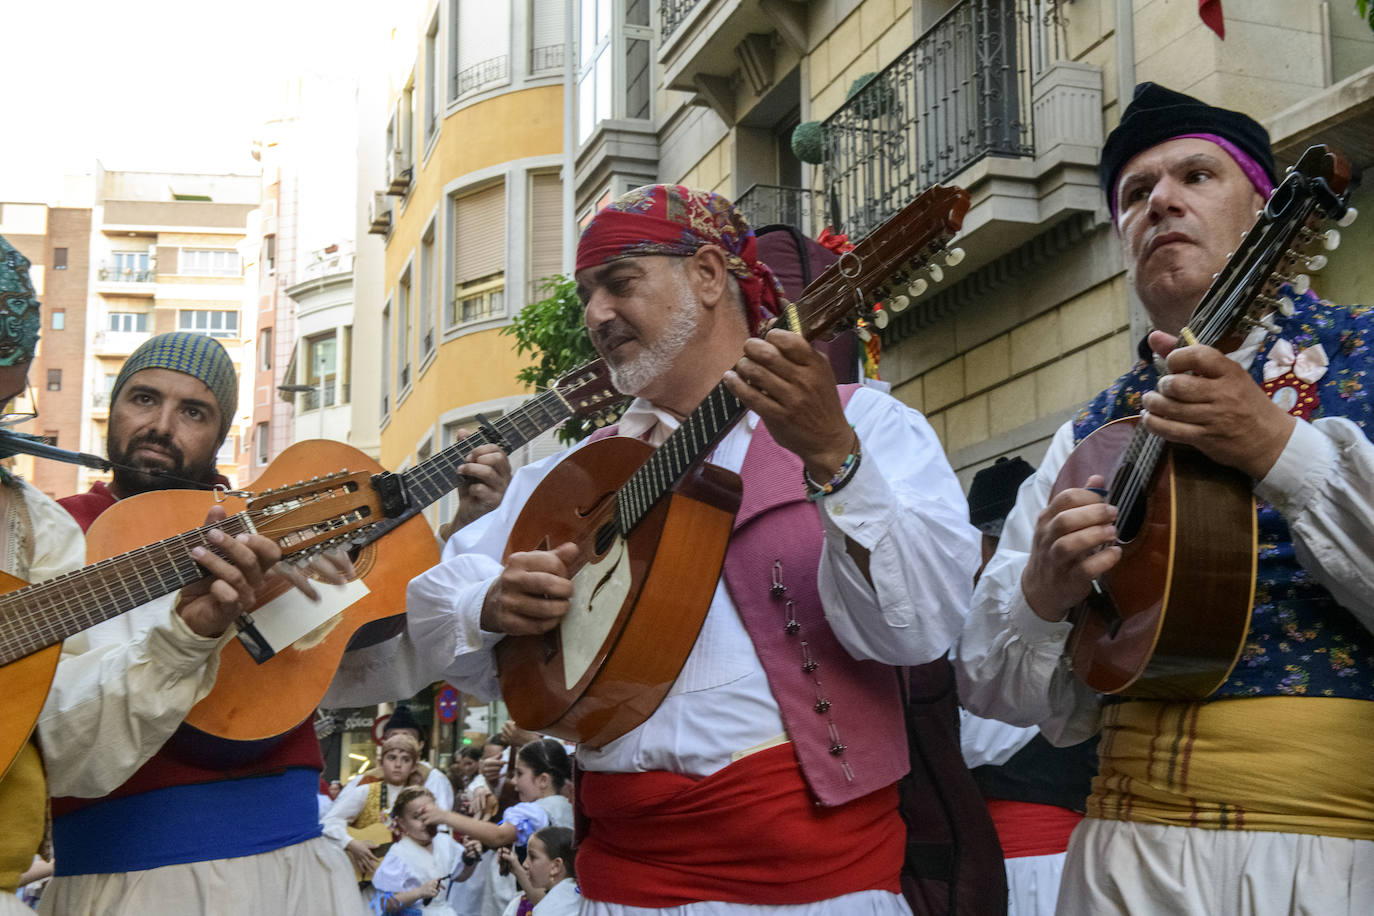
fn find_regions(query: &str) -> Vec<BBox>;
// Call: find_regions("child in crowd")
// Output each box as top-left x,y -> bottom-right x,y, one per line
323,732 -> 427,878
499,826 -> 580,916
424,738 -> 574,916
422,738 -> 573,847
372,787 -> 465,915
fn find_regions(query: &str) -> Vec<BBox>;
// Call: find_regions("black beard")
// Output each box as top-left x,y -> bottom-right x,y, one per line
108,430 -> 218,495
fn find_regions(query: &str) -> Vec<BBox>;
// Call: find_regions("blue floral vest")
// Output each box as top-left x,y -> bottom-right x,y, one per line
1071,291 -> 1374,699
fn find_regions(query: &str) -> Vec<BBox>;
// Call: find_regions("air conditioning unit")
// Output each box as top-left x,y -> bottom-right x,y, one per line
387,150 -> 412,196
368,191 -> 393,235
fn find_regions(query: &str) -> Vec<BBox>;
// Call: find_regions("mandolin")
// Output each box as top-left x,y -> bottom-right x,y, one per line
1053,144 -> 1357,698
1,361 -> 623,775
497,184 -> 971,747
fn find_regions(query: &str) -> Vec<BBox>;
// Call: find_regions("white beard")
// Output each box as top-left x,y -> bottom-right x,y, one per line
607,271 -> 699,396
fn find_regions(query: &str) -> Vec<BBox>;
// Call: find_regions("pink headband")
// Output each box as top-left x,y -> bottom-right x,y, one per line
1111,132 -> 1275,220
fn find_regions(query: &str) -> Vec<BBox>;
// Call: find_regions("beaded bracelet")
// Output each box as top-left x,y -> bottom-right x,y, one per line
803,436 -> 863,502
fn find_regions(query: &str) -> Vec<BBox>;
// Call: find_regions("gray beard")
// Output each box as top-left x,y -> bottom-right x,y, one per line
608,273 -> 699,396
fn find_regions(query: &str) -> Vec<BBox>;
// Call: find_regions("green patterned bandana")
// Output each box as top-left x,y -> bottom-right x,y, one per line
0,236 -> 42,367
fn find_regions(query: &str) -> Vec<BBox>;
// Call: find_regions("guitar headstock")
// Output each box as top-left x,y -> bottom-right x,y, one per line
783,184 -> 971,342
553,358 -> 627,427
246,470 -> 382,559
1193,144 -> 1357,344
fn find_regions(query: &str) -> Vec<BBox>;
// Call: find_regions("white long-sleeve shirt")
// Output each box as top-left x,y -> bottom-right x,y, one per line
329,385 -> 980,777
955,326 -> 1374,746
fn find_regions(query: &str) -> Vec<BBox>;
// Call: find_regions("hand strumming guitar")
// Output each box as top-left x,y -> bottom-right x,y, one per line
1141,331 -> 1297,480
1020,474 -> 1122,623
480,541 -> 580,635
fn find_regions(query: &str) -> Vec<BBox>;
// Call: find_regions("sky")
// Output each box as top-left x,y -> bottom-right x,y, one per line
0,0 -> 394,204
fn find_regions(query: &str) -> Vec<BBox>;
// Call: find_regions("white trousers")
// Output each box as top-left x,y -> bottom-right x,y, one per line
1056,818 -> 1374,915
38,836 -> 364,916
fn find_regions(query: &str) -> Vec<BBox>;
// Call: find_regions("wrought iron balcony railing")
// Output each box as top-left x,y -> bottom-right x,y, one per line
660,0 -> 704,41
735,184 -> 825,236
530,44 -> 564,72
98,265 -> 155,282
822,0 -> 1061,240
455,55 -> 510,97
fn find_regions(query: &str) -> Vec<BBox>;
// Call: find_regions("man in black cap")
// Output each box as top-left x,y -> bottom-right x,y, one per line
956,84 -> 1374,913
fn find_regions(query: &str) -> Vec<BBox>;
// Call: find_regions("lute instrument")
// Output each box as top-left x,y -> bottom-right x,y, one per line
497,184 -> 971,747
1,361 -> 622,774
1053,144 -> 1357,698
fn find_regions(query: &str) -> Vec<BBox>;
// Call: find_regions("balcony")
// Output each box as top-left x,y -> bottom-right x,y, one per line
818,0 -> 1104,282
735,184 -> 824,235
98,265 -> 156,282
96,263 -> 157,297
530,44 -> 564,73
657,0 -> 808,119
455,55 -> 510,98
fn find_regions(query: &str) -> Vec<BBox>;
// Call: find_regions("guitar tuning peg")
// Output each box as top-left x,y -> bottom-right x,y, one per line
1278,295 -> 1296,317
1321,228 -> 1341,250
1305,254 -> 1328,272
907,278 -> 928,297
1293,274 -> 1311,295
943,247 -> 965,267
856,326 -> 872,342
1338,206 -> 1357,228
1261,316 -> 1282,334
871,308 -> 889,330
889,294 -> 911,313
927,263 -> 944,283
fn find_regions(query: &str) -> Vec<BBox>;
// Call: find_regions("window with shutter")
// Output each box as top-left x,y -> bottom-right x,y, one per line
449,182 -> 507,327
527,171 -> 563,300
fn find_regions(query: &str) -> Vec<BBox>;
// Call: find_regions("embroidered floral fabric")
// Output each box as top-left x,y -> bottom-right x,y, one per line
1072,289 -> 1374,699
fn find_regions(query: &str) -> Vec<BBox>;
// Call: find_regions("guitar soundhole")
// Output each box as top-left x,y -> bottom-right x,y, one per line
593,523 -> 616,558
1116,493 -> 1146,544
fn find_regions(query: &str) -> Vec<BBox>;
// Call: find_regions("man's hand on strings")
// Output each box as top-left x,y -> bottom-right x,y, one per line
440,429 -> 513,539
480,542 -> 580,635
1142,331 -> 1296,480
177,506 -> 284,638
1020,475 -> 1121,622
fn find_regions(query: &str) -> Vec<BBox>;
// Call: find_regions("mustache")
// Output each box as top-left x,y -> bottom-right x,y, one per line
125,432 -> 185,466
590,319 -> 634,352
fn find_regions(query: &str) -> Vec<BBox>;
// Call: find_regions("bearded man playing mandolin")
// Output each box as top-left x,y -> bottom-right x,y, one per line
956,83 -> 1374,913
368,184 -> 980,914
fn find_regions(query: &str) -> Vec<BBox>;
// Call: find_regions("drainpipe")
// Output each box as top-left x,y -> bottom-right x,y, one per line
562,0 -> 578,274
1116,0 -> 1136,107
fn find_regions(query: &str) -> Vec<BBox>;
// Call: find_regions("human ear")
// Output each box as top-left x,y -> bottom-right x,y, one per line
686,246 -> 730,310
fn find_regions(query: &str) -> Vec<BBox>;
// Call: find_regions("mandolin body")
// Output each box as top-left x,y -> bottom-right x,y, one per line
1054,416 -> 1257,698
496,436 -> 742,748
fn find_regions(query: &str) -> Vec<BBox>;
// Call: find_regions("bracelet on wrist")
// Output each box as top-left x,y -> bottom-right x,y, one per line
803,435 -> 862,502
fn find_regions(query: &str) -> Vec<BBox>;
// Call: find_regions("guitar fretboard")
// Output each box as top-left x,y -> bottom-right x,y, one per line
616,384 -> 746,533
0,514 -> 255,665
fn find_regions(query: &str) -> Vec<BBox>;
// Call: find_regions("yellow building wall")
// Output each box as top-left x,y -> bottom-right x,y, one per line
381,82 -> 563,472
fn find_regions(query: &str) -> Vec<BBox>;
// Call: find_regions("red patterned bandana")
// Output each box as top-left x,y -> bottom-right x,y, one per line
575,184 -> 786,334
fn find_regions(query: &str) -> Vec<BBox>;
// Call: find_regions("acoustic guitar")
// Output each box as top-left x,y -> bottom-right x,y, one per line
347,822 -> 395,882
497,184 -> 971,747
0,361 -> 623,775
1053,144 -> 1356,698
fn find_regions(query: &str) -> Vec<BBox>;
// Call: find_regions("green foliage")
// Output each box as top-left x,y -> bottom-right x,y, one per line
1360,0 -> 1374,30
502,274 -> 619,444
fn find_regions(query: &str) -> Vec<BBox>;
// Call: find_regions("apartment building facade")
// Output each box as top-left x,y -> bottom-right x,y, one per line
0,201 -> 91,501
574,0 -> 1374,478
366,0 -> 571,534
83,166 -> 258,490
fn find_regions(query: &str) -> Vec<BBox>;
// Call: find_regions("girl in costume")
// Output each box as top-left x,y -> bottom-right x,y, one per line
498,826 -> 580,916
372,787 -> 464,915
323,733 -> 426,879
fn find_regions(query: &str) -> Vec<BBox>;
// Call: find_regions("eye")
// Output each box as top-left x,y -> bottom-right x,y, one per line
607,277 -> 633,296
185,405 -> 204,420
1185,169 -> 1211,184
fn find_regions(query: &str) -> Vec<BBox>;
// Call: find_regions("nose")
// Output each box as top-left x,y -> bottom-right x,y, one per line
1146,175 -> 1186,221
582,287 -> 615,331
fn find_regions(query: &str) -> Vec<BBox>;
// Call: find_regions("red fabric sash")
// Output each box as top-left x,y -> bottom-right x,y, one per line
577,743 -> 903,906
984,798 -> 1082,858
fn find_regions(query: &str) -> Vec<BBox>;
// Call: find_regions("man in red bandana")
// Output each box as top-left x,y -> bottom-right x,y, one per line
348,184 -> 980,914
